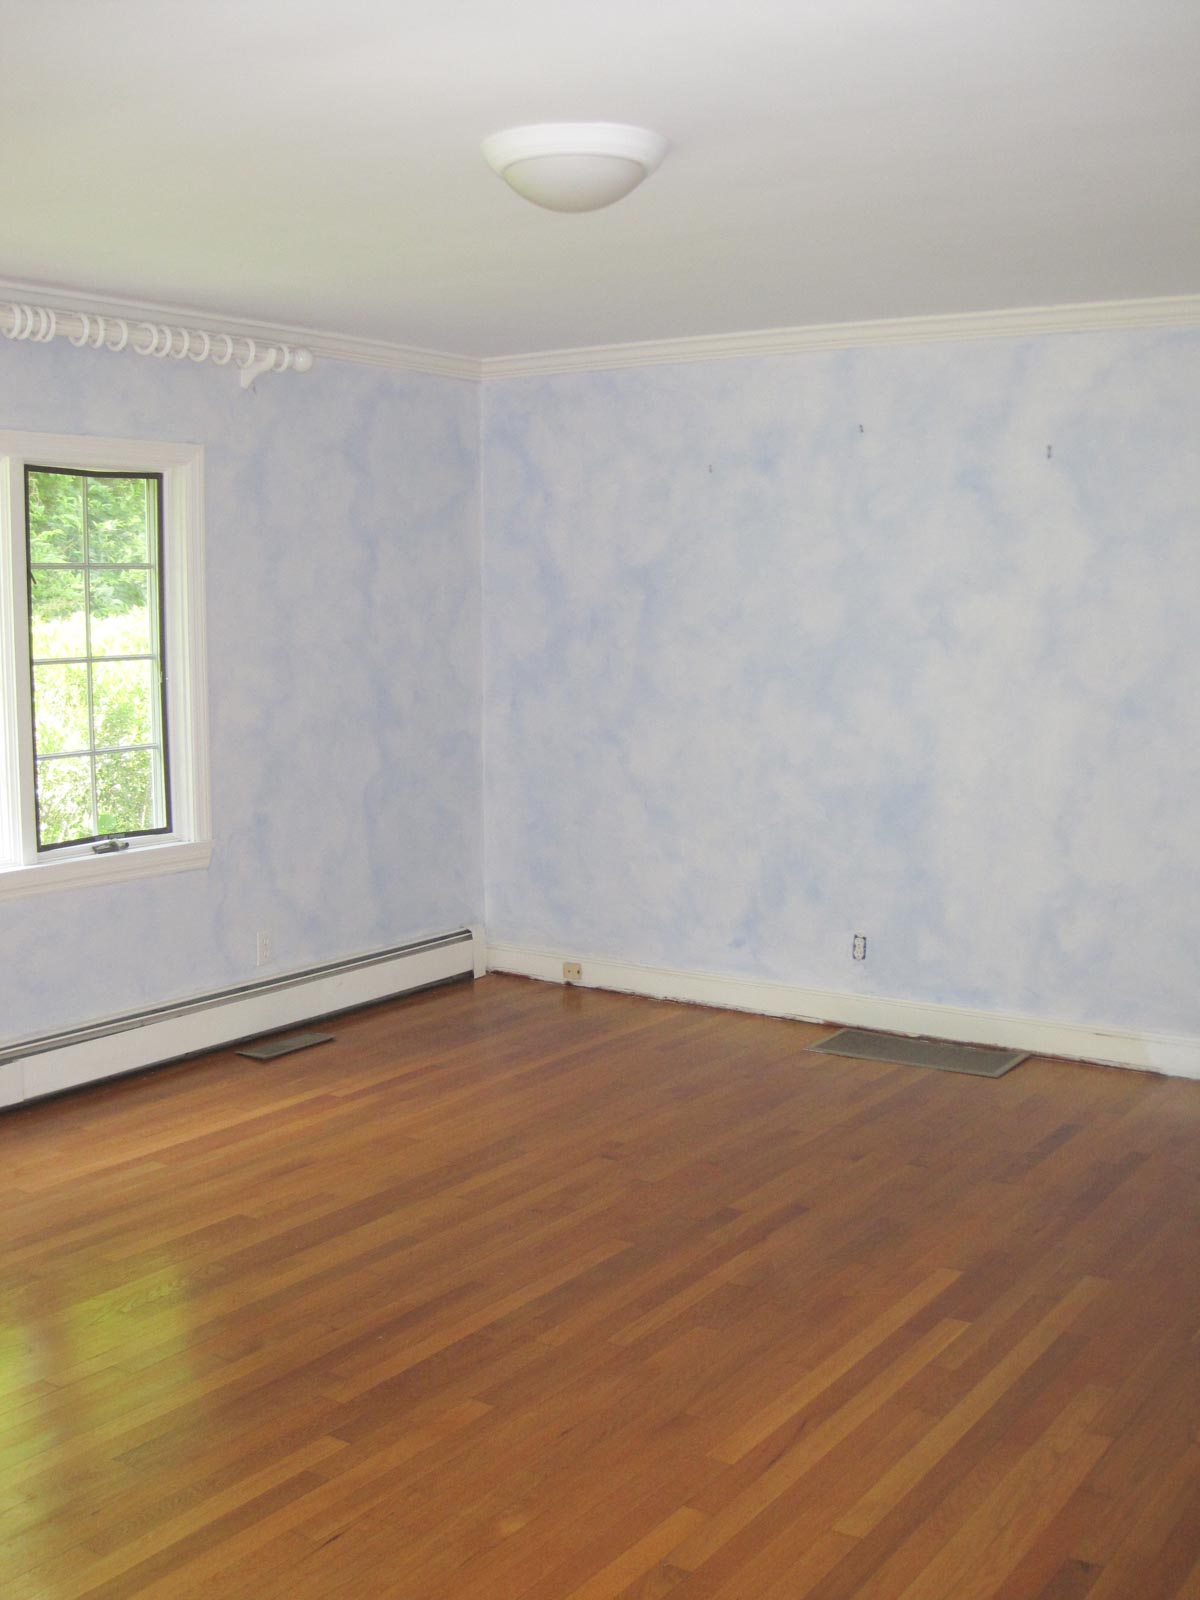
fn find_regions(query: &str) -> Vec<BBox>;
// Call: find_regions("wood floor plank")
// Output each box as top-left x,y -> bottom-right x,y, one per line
834,1275 -> 1109,1538
711,1264 -> 960,1464
1,973 -> 1198,1598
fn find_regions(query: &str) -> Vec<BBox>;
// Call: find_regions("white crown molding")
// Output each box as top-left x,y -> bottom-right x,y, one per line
480,294 -> 1200,379
4,278 -> 1198,386
486,940 -> 1200,1081
0,277 -> 482,383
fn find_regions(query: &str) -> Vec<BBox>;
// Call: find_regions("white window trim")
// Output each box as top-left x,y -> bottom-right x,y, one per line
0,431 -> 211,899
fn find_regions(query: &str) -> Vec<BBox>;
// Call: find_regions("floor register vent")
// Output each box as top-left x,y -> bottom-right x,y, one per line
813,1027 -> 1028,1078
238,1031 -> 334,1061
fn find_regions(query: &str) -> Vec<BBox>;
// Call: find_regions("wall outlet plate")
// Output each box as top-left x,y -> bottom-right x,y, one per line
562,961 -> 582,982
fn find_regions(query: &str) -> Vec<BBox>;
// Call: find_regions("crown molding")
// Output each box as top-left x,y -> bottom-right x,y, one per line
480,294 -> 1200,379
4,278 -> 1197,386
0,277 -> 482,383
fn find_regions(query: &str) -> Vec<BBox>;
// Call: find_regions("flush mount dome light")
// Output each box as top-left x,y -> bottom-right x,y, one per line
481,122 -> 669,213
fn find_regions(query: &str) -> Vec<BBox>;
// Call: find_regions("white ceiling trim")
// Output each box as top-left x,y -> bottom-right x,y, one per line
0,277 -> 481,383
2,279 -> 1197,386
481,295 -> 1200,379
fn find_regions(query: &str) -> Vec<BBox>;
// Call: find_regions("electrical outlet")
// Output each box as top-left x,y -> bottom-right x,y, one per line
562,961 -> 582,983
256,931 -> 274,967
852,934 -> 867,961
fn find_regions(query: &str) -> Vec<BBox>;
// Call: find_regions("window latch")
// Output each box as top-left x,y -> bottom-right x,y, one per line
92,839 -> 130,854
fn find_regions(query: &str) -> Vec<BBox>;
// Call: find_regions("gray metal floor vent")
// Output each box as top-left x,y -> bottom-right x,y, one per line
812,1028 -> 1027,1078
238,1031 -> 334,1061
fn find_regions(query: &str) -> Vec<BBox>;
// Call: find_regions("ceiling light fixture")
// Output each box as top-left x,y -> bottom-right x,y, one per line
481,122 -> 669,213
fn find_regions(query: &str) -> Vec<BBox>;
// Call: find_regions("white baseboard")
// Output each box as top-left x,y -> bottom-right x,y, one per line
1,929 -> 478,1109
485,941 -> 1200,1082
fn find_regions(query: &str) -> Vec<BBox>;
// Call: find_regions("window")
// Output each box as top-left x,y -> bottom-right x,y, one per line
1,433 -> 210,898
26,467 -> 171,849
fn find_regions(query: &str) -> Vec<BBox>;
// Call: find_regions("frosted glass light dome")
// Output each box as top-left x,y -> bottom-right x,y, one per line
481,123 -> 669,213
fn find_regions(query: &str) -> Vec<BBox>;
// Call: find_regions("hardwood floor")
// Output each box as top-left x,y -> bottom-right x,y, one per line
2,973 -> 1198,1600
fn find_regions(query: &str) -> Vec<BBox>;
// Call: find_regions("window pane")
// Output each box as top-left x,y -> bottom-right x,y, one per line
89,570 -> 153,655
87,476 -> 153,564
29,569 -> 87,659
33,664 -> 90,755
92,659 -> 154,748
96,749 -> 160,836
27,471 -> 85,563
37,756 -> 94,846
24,462 -> 175,851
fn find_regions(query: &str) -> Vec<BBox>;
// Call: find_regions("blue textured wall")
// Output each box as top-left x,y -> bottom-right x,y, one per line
6,325 -> 1197,1049
0,338 -> 482,1042
483,332 -> 1200,1036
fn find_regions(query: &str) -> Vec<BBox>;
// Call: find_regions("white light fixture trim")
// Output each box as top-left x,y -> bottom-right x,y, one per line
481,122 -> 669,213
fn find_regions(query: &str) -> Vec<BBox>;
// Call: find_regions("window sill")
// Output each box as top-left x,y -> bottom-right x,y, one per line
0,839 -> 212,901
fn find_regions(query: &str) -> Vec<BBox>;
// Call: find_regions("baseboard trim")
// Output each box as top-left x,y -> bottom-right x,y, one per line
485,941 -> 1200,1082
1,928 -> 480,1109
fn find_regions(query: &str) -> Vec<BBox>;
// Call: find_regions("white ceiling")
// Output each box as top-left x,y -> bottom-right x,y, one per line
3,0 -> 1198,360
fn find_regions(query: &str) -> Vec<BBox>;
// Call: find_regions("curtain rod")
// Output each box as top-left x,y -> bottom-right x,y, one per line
1,301 -> 313,388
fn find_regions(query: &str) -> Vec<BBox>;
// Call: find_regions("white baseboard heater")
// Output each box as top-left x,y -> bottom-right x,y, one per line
0,927 -> 480,1110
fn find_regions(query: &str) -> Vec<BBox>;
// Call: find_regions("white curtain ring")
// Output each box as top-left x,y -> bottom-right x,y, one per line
1,303 -> 307,375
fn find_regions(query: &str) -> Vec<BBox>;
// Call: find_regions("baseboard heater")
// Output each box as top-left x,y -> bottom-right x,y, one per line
0,928 -> 478,1110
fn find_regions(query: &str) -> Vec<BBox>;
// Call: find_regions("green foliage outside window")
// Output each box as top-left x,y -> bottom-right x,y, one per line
26,469 -> 169,847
